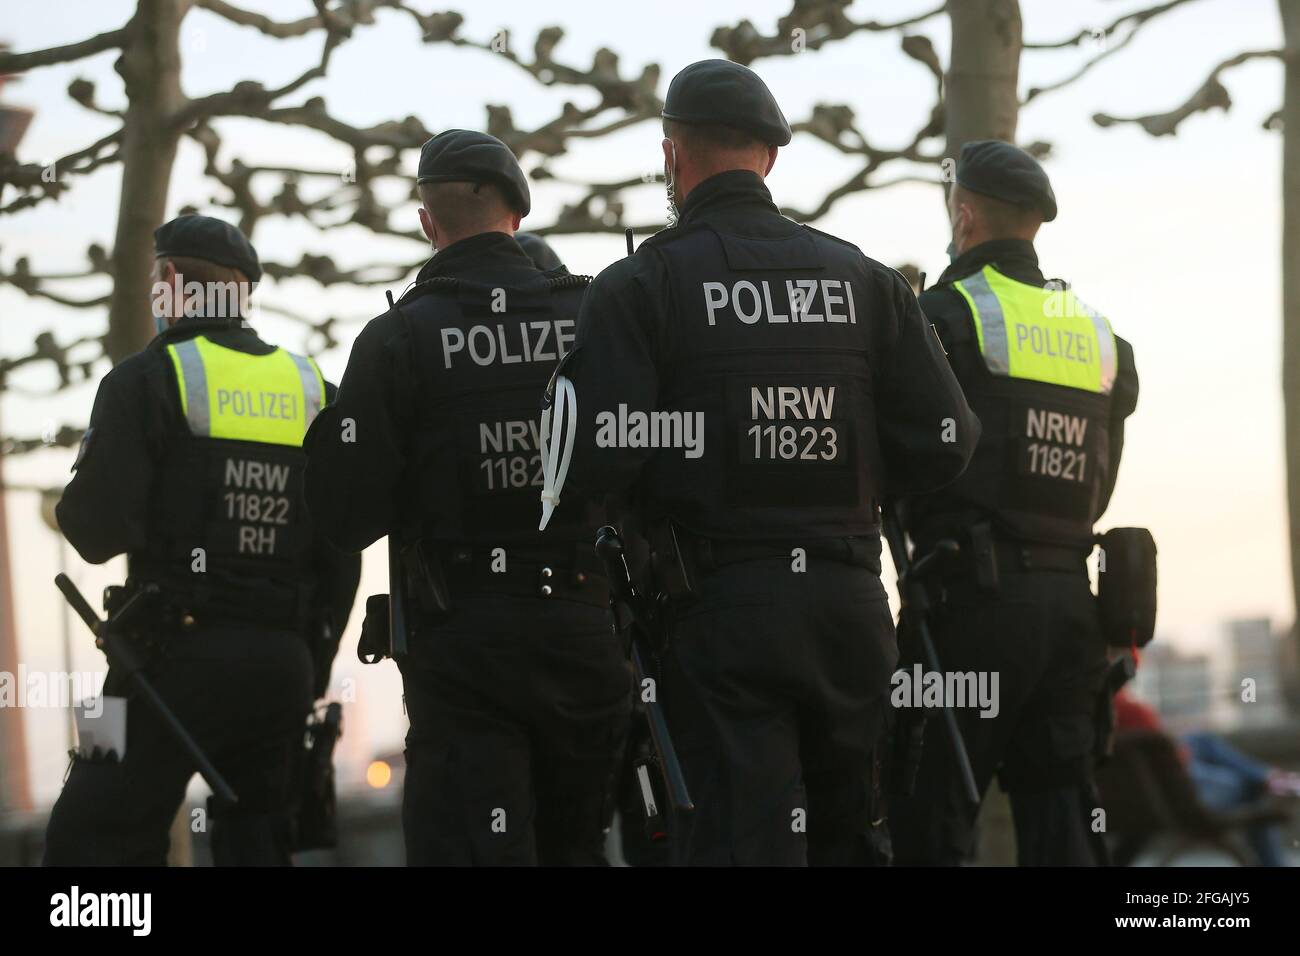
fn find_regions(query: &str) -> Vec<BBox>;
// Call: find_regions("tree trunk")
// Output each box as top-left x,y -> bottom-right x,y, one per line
939,1 -> 1023,865
0,424 -> 32,813
1280,0 -> 1300,700
104,0 -> 188,364
944,0 -> 1023,157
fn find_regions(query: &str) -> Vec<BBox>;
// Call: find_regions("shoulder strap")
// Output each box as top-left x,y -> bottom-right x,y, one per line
394,276 -> 459,308
547,273 -> 593,291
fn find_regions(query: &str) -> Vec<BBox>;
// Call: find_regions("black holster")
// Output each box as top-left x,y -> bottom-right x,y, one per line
357,594 -> 391,664
1095,527 -> 1157,648
967,522 -> 1000,593
409,541 -> 453,617
291,702 -> 342,852
357,542 -> 453,664
647,521 -> 700,600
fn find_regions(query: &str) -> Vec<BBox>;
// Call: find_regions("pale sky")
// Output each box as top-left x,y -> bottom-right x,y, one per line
0,0 -> 1292,803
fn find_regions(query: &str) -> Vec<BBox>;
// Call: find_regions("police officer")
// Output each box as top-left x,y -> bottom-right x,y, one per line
516,232 -> 566,272
544,60 -> 979,866
302,130 -> 631,866
46,215 -> 360,865
888,141 -> 1140,865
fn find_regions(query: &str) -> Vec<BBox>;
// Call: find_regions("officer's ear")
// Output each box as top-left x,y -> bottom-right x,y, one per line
417,205 -> 436,246
150,258 -> 177,323
510,210 -> 522,232
955,199 -> 976,236
158,257 -> 180,298
155,257 -> 177,286
763,145 -> 778,176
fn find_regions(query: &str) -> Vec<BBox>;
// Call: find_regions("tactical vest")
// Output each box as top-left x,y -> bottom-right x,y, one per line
396,273 -> 603,551
641,222 -> 880,541
133,334 -> 324,627
942,264 -> 1117,548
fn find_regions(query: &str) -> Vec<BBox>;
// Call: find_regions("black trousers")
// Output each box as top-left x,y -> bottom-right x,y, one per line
660,557 -> 897,866
398,594 -> 632,866
888,570 -> 1107,866
43,626 -> 313,866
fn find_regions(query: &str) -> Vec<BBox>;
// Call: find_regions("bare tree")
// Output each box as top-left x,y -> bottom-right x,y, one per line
0,1 -> 1290,811
1279,0 -> 1298,698
944,0 -> 1022,151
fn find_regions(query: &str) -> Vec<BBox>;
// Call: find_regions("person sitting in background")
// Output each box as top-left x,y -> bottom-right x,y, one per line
1114,689 -> 1299,866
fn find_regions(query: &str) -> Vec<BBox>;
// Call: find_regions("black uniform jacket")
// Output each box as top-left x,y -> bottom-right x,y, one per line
560,169 -> 980,533
302,231 -> 558,553
912,239 -> 1139,541
57,315 -> 360,636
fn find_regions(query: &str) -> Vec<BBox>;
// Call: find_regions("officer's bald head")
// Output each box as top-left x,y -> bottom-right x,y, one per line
947,183 -> 1043,256
417,180 -> 522,252
662,119 -> 777,206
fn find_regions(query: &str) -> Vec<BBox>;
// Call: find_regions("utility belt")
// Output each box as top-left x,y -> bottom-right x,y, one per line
927,521 -> 1157,649
991,539 -> 1088,573
648,521 -> 876,600
359,539 -> 611,664
112,571 -> 309,634
418,540 -> 610,609
932,522 -> 1088,593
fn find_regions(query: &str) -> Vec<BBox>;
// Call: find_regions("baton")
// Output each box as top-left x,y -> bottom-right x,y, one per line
881,510 -> 981,806
55,573 -> 239,806
594,526 -> 694,814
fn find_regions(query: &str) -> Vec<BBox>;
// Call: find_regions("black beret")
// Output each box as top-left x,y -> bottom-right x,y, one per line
154,214 -> 261,283
515,232 -> 565,272
662,59 -> 792,147
956,140 -> 1057,222
417,129 -> 531,217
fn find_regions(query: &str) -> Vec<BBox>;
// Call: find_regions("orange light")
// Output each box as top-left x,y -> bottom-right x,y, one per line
366,760 -> 392,789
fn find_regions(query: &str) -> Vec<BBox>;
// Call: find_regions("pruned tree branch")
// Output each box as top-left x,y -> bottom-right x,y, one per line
1025,0 -> 1202,50
193,0 -> 396,39
0,426 -> 85,457
1093,48 -> 1283,136
0,131 -> 124,215
259,252 -> 422,286
0,332 -> 104,393
0,26 -> 130,74
1024,0 -> 1207,104
67,78 -> 125,118
711,0 -> 948,65
0,245 -> 112,318
171,0 -> 352,128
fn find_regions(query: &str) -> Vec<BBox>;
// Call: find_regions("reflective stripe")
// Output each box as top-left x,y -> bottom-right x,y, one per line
289,352 -> 324,427
1074,297 -> 1117,394
170,339 -> 212,436
955,269 -> 1010,376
